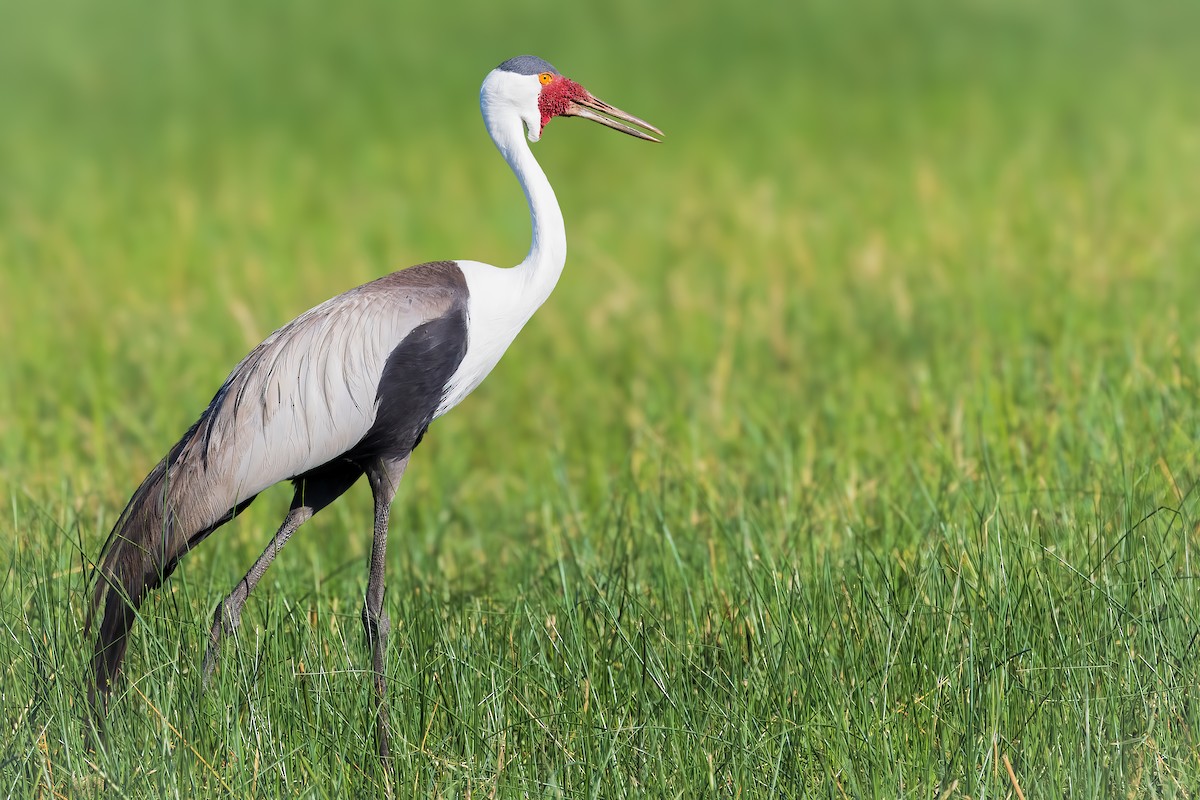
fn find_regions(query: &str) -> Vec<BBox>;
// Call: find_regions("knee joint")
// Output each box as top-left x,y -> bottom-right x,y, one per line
361,605 -> 390,637
214,599 -> 241,634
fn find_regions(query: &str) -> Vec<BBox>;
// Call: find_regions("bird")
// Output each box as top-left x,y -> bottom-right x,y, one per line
86,54 -> 660,761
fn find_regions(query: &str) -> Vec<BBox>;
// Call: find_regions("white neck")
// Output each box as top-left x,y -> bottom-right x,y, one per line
483,103 -> 567,307
433,73 -> 571,419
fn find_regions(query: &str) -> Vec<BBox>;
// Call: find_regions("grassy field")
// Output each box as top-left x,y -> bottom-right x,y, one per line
3,0 -> 1200,796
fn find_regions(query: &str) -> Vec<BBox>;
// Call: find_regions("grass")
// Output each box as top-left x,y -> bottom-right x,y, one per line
2,0 -> 1200,796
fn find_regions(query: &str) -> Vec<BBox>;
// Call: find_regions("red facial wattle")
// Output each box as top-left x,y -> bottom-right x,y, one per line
537,76 -> 587,132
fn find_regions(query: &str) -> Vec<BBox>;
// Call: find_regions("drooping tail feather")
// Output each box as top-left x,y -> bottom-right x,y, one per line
86,422 -> 254,714
86,452 -> 185,711
85,443 -> 200,714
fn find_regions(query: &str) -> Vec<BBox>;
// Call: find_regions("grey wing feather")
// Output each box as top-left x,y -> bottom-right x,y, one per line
86,260 -> 467,709
172,261 -> 466,530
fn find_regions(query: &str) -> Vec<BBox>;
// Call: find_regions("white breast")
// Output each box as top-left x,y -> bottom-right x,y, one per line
436,259 -> 549,417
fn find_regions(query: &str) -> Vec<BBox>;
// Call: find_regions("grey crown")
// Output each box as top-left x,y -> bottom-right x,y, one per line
496,55 -> 559,76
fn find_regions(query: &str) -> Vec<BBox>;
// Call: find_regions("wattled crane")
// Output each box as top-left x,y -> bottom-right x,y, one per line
87,54 -> 660,760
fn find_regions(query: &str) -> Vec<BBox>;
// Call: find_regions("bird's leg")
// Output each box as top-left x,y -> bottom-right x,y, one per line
202,506 -> 312,686
201,460 -> 362,686
362,455 -> 409,764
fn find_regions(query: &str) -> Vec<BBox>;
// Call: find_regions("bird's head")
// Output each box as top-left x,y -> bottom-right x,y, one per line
481,55 -> 661,144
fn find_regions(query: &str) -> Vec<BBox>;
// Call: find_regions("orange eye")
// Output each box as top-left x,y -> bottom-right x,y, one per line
538,72 -> 553,85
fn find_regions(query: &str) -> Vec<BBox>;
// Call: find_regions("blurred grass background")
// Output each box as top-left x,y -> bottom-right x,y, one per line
2,0 -> 1200,796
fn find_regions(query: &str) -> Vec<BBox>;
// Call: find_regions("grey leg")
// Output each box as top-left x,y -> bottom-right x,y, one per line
202,505 -> 312,685
362,455 -> 409,764
202,461 -> 362,686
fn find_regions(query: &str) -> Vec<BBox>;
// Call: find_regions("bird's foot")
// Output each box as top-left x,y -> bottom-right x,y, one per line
376,702 -> 393,763
362,604 -> 392,765
201,598 -> 242,688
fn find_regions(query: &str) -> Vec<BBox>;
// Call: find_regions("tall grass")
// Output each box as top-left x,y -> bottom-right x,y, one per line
2,0 -> 1199,796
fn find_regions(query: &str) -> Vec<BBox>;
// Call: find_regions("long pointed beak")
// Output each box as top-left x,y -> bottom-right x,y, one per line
564,94 -> 663,142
